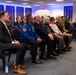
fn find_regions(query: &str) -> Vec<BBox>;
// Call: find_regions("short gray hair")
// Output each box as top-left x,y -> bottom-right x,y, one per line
43,17 -> 50,24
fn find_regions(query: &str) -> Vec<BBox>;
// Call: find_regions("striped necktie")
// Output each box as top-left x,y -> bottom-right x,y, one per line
4,23 -> 13,41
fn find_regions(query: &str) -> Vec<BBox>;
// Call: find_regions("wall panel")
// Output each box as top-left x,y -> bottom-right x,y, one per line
0,5 -> 4,11
16,7 -> 24,17
6,6 -> 15,22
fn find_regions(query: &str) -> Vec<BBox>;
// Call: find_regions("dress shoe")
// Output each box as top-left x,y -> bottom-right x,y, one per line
59,51 -> 65,54
55,50 -> 61,54
13,66 -> 27,74
65,47 -> 71,52
13,62 -> 26,69
32,59 -> 43,64
52,52 -> 59,56
47,55 -> 57,60
57,49 -> 65,54
66,49 -> 71,52
69,46 -> 72,49
63,48 -> 67,51
20,65 -> 27,69
40,56 -> 49,60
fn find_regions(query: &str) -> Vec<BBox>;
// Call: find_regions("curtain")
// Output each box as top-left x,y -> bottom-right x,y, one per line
6,6 -> 15,22
64,6 -> 73,19
0,5 -> 4,11
25,8 -> 32,15
16,7 -> 24,17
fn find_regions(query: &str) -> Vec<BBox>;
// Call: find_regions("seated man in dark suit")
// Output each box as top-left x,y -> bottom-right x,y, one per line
33,15 -> 57,60
0,11 -> 27,74
65,16 -> 73,33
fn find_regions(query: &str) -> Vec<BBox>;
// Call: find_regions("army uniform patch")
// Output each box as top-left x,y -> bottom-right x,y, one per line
23,28 -> 27,32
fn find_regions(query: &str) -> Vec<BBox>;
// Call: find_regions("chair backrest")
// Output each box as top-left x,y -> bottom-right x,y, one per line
11,26 -> 20,41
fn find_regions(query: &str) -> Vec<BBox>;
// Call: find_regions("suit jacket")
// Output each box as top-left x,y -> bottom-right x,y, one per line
33,22 -> 49,40
14,21 -> 22,28
56,21 -> 65,33
43,23 -> 60,39
65,20 -> 72,31
0,21 -> 14,51
43,23 -> 52,33
20,21 -> 25,26
43,23 -> 54,33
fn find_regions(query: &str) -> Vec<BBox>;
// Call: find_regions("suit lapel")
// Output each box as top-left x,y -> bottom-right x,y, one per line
0,21 -> 13,41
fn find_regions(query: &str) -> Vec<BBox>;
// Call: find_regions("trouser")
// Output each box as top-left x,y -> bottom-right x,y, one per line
40,39 -> 54,57
63,35 -> 72,48
47,39 -> 54,57
54,35 -> 65,50
64,33 -> 72,44
7,43 -> 27,65
40,41 -> 46,58
21,39 -> 39,61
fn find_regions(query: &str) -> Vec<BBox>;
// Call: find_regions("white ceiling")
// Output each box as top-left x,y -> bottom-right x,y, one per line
0,0 -> 76,6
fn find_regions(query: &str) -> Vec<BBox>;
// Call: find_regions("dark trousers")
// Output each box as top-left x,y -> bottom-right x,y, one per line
54,35 -> 65,50
40,39 -> 54,58
47,40 -> 54,57
21,39 -> 39,61
64,36 -> 70,48
40,41 -> 46,58
7,43 -> 27,65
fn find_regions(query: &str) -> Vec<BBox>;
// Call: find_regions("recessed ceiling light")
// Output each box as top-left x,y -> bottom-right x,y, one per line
22,3 -> 28,4
56,0 -> 64,2
22,0 -> 30,1
5,1 -> 13,2
48,4 -> 55,5
33,5 -> 40,6
37,1 -> 44,3
25,6 -> 31,8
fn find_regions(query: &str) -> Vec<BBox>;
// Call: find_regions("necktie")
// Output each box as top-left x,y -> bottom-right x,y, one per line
4,24 -> 13,41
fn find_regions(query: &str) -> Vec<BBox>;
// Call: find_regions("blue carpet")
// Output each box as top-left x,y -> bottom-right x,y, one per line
0,41 -> 76,75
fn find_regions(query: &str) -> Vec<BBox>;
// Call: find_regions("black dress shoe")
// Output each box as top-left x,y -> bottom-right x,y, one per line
40,57 -> 49,60
65,47 -> 71,52
55,50 -> 61,54
47,55 -> 57,60
32,59 -> 43,64
56,50 -> 64,54
52,52 -> 59,56
59,51 -> 65,54
63,48 -> 67,51
66,49 -> 71,52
